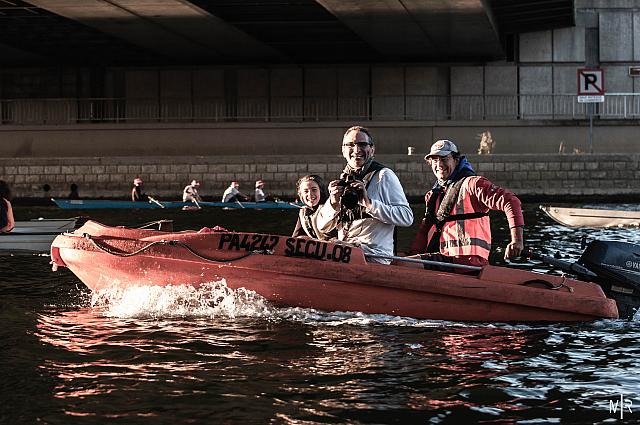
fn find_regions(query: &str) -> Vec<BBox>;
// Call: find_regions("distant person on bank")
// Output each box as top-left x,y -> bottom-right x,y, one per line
0,180 -> 15,233
68,183 -> 80,200
406,139 -> 524,272
183,180 -> 203,204
315,126 -> 413,264
222,181 -> 249,203
292,174 -> 335,240
131,177 -> 147,202
254,180 -> 266,202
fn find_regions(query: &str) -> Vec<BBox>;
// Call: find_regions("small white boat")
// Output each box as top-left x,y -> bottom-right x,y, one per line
1,218 -> 78,253
540,205 -> 640,228
14,218 -> 79,232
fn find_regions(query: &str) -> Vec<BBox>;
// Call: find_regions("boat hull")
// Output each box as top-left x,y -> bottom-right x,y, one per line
51,221 -> 619,322
540,205 -> 640,228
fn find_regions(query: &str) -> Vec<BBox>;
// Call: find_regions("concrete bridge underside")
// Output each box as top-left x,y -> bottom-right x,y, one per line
1,1 -> 603,162
0,0 -> 573,66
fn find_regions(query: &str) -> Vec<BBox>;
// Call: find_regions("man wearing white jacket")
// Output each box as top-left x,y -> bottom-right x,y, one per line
315,126 -> 413,264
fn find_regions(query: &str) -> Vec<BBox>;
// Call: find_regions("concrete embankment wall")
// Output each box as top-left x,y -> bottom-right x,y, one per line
0,120 -> 639,158
1,154 -> 638,200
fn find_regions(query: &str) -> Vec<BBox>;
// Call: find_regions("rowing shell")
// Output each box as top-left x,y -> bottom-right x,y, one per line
52,198 -> 301,210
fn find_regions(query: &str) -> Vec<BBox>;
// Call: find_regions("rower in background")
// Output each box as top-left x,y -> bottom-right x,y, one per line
68,183 -> 80,200
183,180 -> 203,204
254,180 -> 266,202
222,181 -> 249,203
131,177 -> 146,202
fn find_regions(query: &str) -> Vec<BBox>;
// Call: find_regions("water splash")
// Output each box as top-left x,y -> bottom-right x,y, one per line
91,280 -> 276,319
87,280 -> 451,327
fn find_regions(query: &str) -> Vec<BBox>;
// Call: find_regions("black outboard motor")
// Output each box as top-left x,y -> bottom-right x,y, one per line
577,240 -> 640,319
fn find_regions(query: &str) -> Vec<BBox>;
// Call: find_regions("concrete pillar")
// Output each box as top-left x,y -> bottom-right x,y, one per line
371,66 -> 405,120
405,66 -> 448,120
337,67 -> 369,121
304,67 -> 337,120
635,12 -> 640,60
484,65 -> 517,118
553,27 -> 585,62
270,67 -> 303,122
519,66 -> 553,119
519,31 -> 552,62
160,70 -> 191,120
451,66 -> 483,120
237,68 -> 268,120
599,11 -> 633,62
125,69 -> 159,121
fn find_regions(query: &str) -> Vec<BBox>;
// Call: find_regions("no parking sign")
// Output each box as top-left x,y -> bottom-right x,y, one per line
577,68 -> 605,102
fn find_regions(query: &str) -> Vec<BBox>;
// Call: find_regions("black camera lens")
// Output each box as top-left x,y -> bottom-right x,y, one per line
341,187 -> 360,210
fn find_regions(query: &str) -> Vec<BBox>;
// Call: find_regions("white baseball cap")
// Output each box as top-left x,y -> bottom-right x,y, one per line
425,139 -> 459,159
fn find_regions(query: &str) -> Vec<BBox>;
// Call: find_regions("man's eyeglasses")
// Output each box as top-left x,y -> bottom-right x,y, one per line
342,142 -> 372,148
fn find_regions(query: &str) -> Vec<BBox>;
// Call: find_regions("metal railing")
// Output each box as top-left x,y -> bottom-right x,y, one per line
0,94 -> 638,125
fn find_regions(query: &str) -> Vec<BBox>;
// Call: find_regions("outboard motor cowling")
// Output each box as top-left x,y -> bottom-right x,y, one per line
578,240 -> 640,319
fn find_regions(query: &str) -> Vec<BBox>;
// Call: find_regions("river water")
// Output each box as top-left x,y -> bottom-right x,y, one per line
1,203 -> 639,424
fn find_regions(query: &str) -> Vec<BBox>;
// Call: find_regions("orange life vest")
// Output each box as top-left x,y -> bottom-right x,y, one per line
427,176 -> 491,259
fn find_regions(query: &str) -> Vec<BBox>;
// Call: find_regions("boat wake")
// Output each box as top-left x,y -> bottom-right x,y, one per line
89,280 -> 453,327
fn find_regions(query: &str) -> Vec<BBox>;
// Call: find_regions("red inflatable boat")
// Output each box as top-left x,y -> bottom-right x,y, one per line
50,221 -> 619,322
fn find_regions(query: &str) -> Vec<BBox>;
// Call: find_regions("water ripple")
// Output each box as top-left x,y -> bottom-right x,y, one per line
2,203 -> 640,424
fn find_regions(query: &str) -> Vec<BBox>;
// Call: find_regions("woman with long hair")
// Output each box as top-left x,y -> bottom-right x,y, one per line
292,175 -> 334,240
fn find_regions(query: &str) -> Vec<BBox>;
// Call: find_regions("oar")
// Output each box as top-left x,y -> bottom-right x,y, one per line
235,199 -> 245,209
192,197 -> 201,209
134,219 -> 173,230
365,253 -> 482,272
147,196 -> 166,209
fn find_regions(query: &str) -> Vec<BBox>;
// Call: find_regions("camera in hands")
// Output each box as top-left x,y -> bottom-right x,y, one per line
337,173 -> 362,210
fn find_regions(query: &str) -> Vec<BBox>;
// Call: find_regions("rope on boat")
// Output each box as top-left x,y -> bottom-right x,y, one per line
82,233 -> 265,263
519,276 -> 573,292
83,234 -> 167,257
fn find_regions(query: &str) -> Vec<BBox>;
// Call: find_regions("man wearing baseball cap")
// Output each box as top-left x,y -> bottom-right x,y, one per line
406,139 -> 524,272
